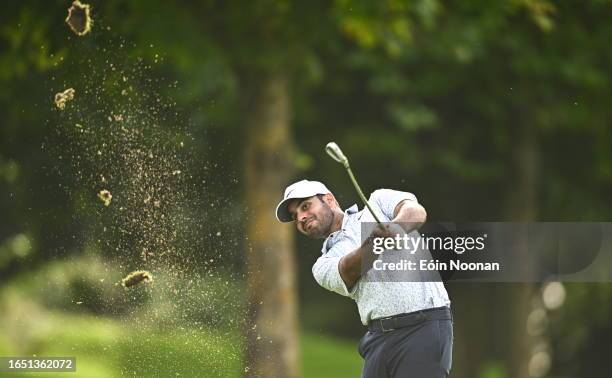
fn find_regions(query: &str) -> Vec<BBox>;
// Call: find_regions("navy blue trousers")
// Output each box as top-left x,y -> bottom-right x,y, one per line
358,314 -> 453,377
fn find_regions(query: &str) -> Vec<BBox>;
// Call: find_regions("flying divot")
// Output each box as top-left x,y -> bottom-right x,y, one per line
54,88 -> 75,110
121,270 -> 153,288
65,1 -> 93,36
98,189 -> 112,206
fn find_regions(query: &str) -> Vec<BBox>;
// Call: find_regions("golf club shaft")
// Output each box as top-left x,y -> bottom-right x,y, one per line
345,165 -> 384,228
326,142 -> 385,230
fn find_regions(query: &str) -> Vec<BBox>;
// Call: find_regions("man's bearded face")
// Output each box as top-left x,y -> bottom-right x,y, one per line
288,195 -> 335,239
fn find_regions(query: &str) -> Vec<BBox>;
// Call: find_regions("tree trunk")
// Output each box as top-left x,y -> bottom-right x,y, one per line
243,72 -> 299,378
504,121 -> 538,378
451,122 -> 538,378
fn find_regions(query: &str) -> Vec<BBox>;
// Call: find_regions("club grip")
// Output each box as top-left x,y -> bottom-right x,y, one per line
325,142 -> 349,167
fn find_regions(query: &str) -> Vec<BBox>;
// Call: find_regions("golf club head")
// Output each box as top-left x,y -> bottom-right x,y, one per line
325,142 -> 349,167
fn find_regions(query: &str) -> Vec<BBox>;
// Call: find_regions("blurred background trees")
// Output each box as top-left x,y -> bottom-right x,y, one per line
1,0 -> 612,377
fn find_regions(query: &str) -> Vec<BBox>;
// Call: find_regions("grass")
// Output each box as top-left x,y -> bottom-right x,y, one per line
0,258 -> 363,377
0,311 -> 362,377
302,332 -> 363,378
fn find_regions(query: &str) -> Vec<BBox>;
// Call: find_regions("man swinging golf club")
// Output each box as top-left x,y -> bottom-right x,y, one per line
275,143 -> 453,378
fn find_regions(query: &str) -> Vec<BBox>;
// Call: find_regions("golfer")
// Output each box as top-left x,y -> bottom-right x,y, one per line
276,180 -> 453,377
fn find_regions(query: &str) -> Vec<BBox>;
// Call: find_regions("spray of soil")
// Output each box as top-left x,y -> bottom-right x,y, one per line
43,4 -> 245,375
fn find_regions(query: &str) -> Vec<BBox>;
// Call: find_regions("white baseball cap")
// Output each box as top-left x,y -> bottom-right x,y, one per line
275,180 -> 331,222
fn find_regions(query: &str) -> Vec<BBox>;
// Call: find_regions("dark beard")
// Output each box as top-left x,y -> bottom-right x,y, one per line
308,203 -> 335,239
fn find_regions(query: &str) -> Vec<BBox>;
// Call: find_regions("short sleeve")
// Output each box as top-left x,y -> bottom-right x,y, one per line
312,241 -> 359,298
368,189 -> 418,220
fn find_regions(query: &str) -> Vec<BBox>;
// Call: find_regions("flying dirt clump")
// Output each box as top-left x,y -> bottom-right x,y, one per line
65,1 -> 93,36
54,88 -> 75,109
98,189 -> 112,206
121,270 -> 153,288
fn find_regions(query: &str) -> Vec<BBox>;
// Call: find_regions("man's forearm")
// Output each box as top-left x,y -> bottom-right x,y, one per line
339,202 -> 427,290
392,202 -> 427,233
338,244 -> 369,290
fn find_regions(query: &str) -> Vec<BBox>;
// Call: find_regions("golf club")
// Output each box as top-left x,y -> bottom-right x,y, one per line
325,142 -> 384,229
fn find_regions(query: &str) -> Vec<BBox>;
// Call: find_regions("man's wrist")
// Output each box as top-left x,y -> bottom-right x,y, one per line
390,219 -> 421,234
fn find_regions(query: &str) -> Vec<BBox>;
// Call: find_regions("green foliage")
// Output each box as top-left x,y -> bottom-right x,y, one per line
547,283 -> 612,377
1,0 -> 612,376
301,332 -> 362,378
479,361 -> 508,378
0,306 -> 361,377
0,311 -> 242,377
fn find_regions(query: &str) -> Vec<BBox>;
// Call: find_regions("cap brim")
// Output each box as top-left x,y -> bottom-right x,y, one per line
275,181 -> 331,223
275,197 -> 297,222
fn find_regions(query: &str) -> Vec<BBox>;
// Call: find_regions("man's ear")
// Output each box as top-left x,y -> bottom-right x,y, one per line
323,193 -> 337,208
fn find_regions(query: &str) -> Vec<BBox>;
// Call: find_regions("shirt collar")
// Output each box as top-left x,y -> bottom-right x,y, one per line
342,204 -> 359,231
321,204 -> 358,253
